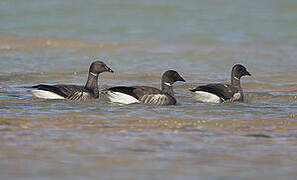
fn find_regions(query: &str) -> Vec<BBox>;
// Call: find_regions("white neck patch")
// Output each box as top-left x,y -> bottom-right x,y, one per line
164,82 -> 172,86
233,76 -> 239,80
90,72 -> 98,77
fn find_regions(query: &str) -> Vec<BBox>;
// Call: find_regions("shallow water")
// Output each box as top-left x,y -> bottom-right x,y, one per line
1,0 -> 297,179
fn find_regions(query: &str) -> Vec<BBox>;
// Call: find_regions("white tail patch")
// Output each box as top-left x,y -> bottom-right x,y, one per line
31,90 -> 65,99
106,91 -> 139,104
192,91 -> 222,103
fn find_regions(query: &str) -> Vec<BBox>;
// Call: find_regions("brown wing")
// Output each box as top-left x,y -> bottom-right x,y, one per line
107,86 -> 161,99
190,83 -> 234,101
33,84 -> 90,101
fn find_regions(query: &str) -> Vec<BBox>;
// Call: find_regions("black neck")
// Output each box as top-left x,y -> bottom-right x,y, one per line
231,73 -> 241,87
161,81 -> 174,96
85,72 -> 99,98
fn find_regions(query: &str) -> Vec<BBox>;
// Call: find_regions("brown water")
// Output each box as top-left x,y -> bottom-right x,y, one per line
1,36 -> 296,179
1,0 -> 297,179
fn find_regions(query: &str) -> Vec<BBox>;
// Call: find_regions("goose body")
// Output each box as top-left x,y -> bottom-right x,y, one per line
31,61 -> 113,101
104,70 -> 185,105
105,86 -> 176,105
190,83 -> 242,103
190,64 -> 251,103
31,84 -> 93,101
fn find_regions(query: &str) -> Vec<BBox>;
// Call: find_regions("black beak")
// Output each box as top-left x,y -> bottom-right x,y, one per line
106,66 -> 114,73
245,71 -> 251,76
178,76 -> 186,82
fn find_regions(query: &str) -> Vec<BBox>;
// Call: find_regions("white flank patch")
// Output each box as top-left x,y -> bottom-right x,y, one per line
106,91 -> 139,104
192,91 -> 221,103
231,92 -> 241,101
142,94 -> 168,104
31,90 -> 65,99
151,94 -> 164,103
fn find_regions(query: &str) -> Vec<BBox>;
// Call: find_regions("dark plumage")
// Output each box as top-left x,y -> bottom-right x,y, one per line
31,61 -> 114,101
190,64 -> 251,103
104,70 -> 186,105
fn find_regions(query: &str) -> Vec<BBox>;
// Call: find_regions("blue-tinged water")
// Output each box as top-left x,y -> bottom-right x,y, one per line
0,0 -> 297,179
1,0 -> 297,43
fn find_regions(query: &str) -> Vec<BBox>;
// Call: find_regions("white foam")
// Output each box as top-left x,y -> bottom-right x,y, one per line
31,90 -> 65,99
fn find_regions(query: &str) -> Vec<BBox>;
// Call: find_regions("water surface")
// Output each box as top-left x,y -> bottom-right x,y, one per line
0,0 -> 297,179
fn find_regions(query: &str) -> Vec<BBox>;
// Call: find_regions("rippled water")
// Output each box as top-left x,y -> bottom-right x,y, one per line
1,0 -> 297,179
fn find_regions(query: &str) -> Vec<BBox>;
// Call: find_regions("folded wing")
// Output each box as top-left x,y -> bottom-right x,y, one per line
32,84 -> 90,101
191,83 -> 233,101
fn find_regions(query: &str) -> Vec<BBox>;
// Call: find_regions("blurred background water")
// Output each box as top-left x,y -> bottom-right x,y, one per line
0,0 -> 297,179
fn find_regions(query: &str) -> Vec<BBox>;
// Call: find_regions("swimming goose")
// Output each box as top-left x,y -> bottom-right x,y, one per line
104,70 -> 185,105
31,61 -> 114,101
190,64 -> 251,103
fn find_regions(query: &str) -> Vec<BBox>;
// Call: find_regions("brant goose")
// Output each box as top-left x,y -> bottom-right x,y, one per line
31,61 -> 114,101
104,70 -> 185,105
190,64 -> 251,103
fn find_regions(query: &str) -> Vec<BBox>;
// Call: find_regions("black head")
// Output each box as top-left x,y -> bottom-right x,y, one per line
162,70 -> 186,85
232,64 -> 251,79
89,61 -> 114,75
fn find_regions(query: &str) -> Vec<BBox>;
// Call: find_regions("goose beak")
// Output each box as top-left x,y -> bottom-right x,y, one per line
179,76 -> 186,82
106,66 -> 114,73
245,71 -> 251,76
